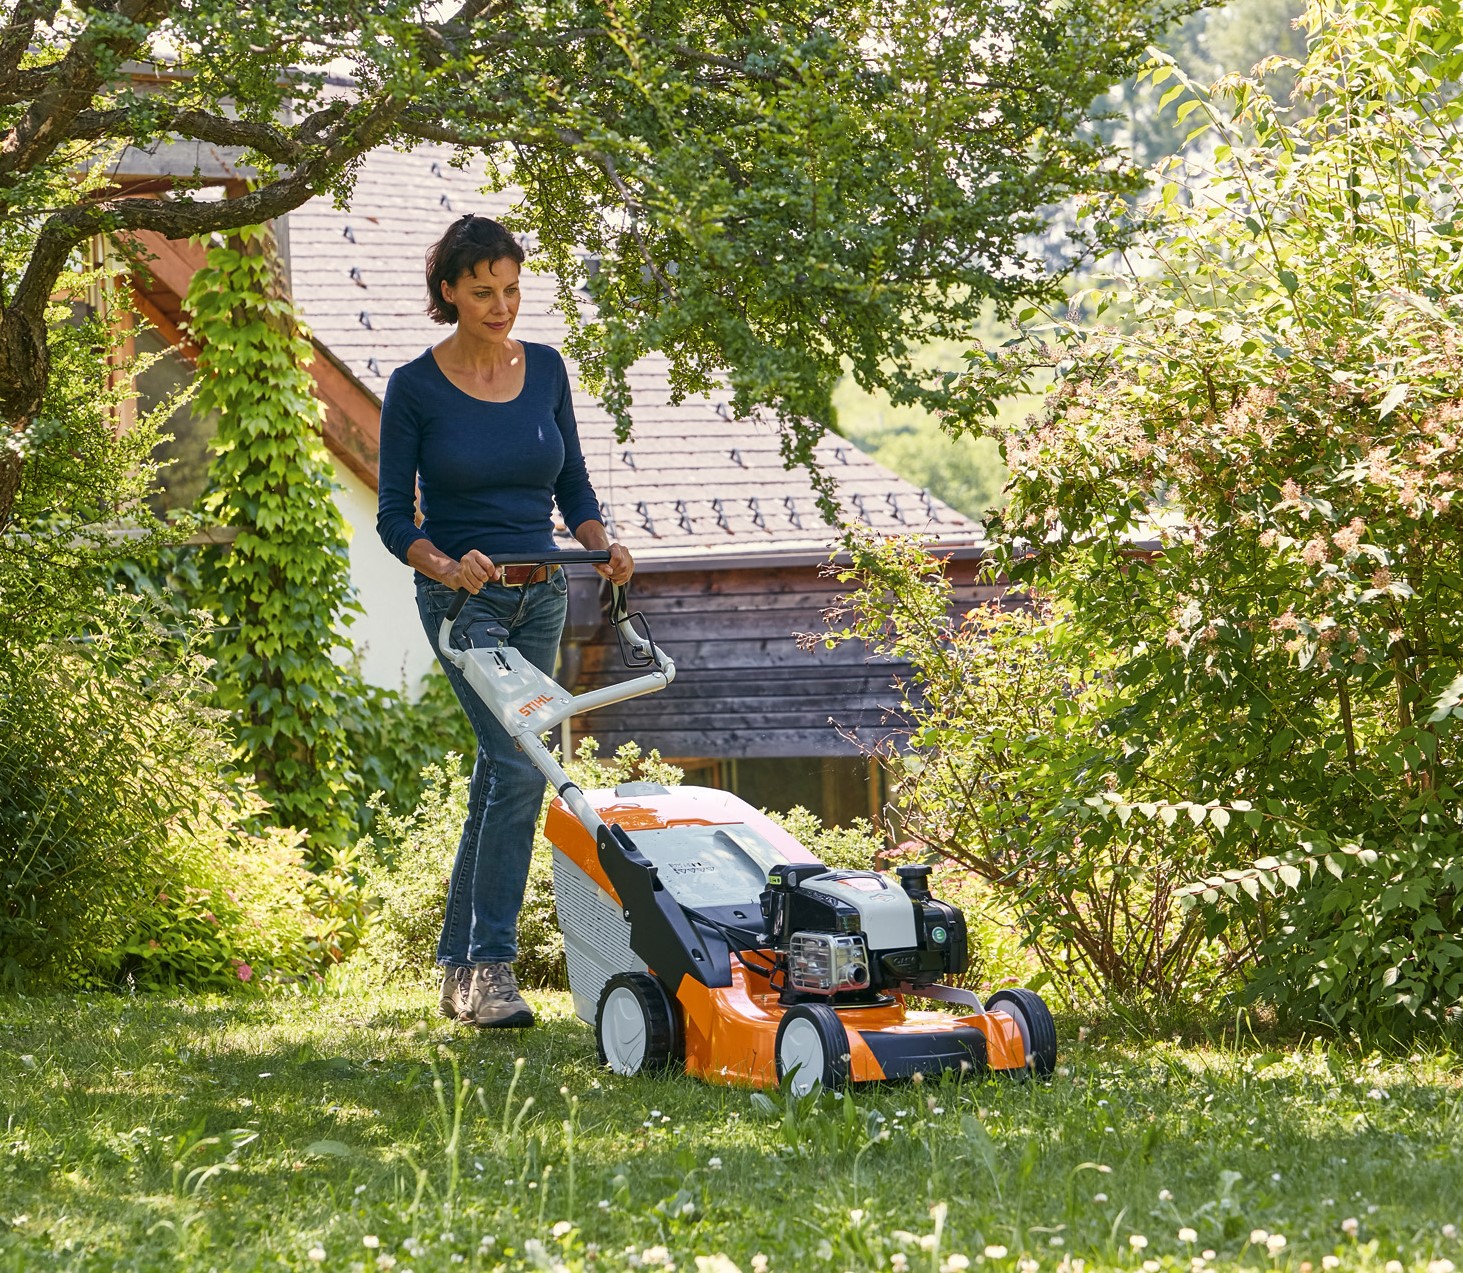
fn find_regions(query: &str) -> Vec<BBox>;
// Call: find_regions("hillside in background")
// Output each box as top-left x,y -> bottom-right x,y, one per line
833,0 -> 1304,524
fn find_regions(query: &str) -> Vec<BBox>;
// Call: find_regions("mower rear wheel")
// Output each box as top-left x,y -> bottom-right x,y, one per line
987,988 -> 1057,1078
775,1004 -> 850,1096
595,973 -> 681,1076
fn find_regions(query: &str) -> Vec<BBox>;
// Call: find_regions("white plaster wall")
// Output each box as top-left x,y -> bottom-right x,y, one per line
333,465 -> 437,694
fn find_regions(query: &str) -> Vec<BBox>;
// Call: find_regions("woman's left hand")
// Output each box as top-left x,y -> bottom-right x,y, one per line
597,542 -> 634,585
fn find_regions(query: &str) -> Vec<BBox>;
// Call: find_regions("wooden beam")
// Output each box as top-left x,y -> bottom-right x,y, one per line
305,343 -> 380,490
129,286 -> 198,358
120,228 -> 383,490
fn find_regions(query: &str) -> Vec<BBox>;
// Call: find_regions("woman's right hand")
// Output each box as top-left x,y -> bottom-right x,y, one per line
447,549 -> 498,594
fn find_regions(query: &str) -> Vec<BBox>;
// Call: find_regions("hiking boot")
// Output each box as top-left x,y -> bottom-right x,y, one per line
466,962 -> 535,1028
440,966 -> 474,1021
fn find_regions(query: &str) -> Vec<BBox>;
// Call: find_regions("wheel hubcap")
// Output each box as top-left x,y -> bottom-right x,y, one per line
779,1019 -> 826,1096
602,987 -> 649,1074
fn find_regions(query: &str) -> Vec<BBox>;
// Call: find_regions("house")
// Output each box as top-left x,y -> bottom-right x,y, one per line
114,138 -> 1001,825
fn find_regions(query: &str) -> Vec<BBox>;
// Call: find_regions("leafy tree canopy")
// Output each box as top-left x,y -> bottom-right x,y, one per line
1,0 -> 1196,528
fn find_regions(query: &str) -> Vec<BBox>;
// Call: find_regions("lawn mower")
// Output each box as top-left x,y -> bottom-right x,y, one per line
438,552 -> 1056,1094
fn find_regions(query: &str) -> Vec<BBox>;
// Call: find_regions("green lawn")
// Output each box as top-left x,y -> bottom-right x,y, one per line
1,980 -> 1460,1273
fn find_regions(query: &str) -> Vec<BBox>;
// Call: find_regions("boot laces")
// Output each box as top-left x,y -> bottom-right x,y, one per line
483,963 -> 518,999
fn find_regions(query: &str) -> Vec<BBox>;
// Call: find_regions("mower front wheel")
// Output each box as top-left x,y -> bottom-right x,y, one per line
595,972 -> 681,1076
775,1004 -> 850,1096
987,988 -> 1057,1078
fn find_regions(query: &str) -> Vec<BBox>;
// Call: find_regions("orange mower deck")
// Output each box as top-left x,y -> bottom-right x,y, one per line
547,788 -> 1035,1087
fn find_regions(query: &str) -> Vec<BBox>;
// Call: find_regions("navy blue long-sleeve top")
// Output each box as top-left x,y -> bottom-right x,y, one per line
375,343 -> 604,570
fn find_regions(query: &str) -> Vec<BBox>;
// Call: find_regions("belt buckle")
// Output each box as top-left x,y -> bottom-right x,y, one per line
500,563 -> 555,588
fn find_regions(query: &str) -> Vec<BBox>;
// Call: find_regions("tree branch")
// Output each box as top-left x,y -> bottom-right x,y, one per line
68,106 -> 306,166
0,66 -> 52,106
399,109 -> 510,148
9,95 -> 406,330
419,0 -> 511,66
0,0 -> 172,184
0,0 -> 61,85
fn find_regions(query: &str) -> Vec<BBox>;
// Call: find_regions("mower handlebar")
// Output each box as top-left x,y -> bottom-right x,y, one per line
444,550 -> 613,622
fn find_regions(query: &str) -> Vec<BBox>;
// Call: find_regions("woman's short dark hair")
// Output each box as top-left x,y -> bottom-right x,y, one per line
425,215 -> 526,324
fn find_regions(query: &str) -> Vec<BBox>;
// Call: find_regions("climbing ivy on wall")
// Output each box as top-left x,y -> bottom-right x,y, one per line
184,226 -> 359,853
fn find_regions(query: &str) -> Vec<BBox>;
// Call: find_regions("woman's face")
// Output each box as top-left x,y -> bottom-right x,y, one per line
441,256 -> 521,345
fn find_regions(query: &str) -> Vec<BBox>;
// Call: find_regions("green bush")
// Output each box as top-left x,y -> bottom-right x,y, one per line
339,667 -> 477,834
0,629 -> 212,988
0,597 -> 368,992
826,538 -> 1226,1009
765,805 -> 886,872
351,757 -> 470,986
0,281 -> 368,993
91,818 -> 366,994
931,6 -> 1463,1032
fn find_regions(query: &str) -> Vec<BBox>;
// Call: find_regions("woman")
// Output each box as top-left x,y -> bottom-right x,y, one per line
376,214 -> 633,1027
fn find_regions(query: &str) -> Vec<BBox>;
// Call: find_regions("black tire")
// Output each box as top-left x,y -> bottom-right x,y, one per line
774,1004 -> 851,1096
594,972 -> 681,1076
987,988 -> 1057,1078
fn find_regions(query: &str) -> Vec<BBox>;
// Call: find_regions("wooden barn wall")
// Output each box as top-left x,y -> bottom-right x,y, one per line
566,562 -> 1005,760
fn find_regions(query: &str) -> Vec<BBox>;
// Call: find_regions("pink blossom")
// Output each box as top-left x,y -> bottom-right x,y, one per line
235,962 -> 254,983
1331,518 -> 1366,554
1281,479 -> 1303,503
1258,529 -> 1277,548
1302,537 -> 1329,566
1371,568 -> 1393,590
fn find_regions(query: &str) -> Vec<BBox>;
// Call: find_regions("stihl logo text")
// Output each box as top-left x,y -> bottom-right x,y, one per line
518,694 -> 555,717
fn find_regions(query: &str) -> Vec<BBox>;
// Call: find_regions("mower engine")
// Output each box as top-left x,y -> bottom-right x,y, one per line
762,862 -> 967,1002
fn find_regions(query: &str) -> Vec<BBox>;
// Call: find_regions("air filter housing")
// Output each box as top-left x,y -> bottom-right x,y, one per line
788,932 -> 870,994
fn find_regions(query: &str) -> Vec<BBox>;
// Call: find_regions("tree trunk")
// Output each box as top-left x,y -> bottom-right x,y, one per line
0,308 -> 49,532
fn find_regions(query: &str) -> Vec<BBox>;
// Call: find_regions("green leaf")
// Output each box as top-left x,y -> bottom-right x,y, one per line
1376,383 -> 1409,419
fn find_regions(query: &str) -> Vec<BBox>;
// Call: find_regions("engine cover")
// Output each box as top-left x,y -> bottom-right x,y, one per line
762,862 -> 969,1001
795,872 -> 918,951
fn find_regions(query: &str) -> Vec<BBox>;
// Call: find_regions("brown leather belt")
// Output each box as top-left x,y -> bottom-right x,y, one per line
497,562 -> 561,588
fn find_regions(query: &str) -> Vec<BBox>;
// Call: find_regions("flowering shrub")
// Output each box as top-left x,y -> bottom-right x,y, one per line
826,536 -> 1233,1006
934,1 -> 1463,1030
91,789 -> 369,993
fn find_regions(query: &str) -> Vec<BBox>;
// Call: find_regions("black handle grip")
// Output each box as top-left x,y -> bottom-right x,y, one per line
444,550 -> 616,622
489,550 -> 612,566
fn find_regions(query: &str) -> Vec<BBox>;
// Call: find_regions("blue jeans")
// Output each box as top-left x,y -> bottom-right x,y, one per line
415,571 -> 569,967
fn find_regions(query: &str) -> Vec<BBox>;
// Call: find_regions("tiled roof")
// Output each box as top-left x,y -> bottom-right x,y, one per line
286,142 -> 985,564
